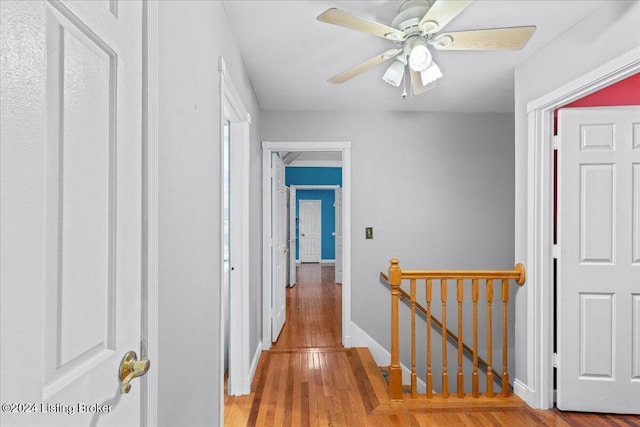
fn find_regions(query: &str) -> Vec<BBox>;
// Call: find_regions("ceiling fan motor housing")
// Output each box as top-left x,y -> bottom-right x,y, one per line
392,0 -> 436,34
391,1 -> 437,69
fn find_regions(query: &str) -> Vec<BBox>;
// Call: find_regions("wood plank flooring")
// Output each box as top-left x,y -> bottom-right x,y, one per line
224,264 -> 640,426
271,264 -> 341,350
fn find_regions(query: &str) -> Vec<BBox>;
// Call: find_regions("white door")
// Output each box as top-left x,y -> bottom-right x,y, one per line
557,106 -> 640,414
1,1 -> 146,426
335,188 -> 343,283
299,200 -> 322,263
289,187 -> 297,286
271,153 -> 287,342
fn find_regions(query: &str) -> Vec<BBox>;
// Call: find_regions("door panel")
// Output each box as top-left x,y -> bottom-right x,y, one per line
299,200 -> 321,263
335,188 -> 343,283
289,187 -> 297,286
557,106 -> 640,414
1,1 -> 144,425
271,153 -> 287,342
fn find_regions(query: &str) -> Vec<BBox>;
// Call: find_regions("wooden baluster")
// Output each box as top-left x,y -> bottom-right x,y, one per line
486,279 -> 494,397
502,279 -> 510,397
472,279 -> 479,397
441,279 -> 448,398
411,279 -> 417,398
388,259 -> 403,400
457,279 -> 464,398
426,279 -> 433,398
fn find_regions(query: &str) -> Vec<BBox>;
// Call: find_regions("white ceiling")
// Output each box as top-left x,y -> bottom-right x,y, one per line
222,0 -> 605,113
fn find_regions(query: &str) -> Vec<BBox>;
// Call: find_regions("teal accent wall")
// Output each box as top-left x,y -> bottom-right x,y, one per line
285,167 -> 342,186
285,167 -> 342,261
296,190 -> 335,260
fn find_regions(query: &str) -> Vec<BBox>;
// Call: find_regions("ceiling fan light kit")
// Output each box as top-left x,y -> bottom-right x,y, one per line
407,37 -> 432,72
317,0 -> 536,98
383,59 -> 406,87
420,62 -> 443,86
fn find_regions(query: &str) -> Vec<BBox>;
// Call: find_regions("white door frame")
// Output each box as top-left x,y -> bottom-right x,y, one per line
143,2 -> 159,425
288,186 -> 297,286
218,57 -> 251,402
334,187 -> 343,283
523,46 -> 640,409
262,142 -> 352,350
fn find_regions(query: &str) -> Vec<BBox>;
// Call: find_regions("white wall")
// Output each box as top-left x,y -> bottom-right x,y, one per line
513,0 -> 640,395
261,110 -> 516,384
157,2 -> 261,425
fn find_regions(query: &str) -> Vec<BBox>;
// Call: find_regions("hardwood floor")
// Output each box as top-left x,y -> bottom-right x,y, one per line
271,264 -> 341,350
224,264 -> 640,426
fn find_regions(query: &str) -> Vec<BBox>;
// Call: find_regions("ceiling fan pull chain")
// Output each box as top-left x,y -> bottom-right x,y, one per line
403,66 -> 409,100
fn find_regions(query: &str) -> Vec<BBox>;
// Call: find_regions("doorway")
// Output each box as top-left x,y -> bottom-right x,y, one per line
262,142 -> 353,350
219,57 -> 251,399
222,119 -> 231,376
555,105 -> 639,413
271,263 -> 342,350
525,49 -> 640,410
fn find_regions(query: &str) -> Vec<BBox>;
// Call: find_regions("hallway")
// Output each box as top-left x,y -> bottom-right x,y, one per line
224,264 -> 640,426
272,264 -> 342,351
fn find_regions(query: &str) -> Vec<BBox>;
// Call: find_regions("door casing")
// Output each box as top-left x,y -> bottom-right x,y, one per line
143,2 -> 159,425
218,56 -> 251,408
262,142 -> 352,350
523,46 -> 640,409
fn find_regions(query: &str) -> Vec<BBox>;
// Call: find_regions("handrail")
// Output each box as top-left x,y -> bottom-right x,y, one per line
383,258 -> 526,400
379,272 -> 506,389
394,265 -> 526,283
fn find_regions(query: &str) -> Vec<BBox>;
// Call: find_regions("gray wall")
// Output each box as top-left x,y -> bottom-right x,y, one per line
262,110 -> 516,379
157,2 -> 262,425
513,0 -> 640,392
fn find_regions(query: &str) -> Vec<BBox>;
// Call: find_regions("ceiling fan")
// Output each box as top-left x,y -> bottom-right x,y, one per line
317,0 -> 536,97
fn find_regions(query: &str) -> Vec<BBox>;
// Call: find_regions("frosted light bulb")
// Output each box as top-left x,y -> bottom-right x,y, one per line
409,44 -> 432,72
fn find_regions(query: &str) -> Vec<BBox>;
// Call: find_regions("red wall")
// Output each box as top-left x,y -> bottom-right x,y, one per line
554,72 -> 640,134
553,72 -> 640,242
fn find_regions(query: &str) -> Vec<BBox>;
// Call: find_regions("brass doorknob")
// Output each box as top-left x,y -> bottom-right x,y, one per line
119,351 -> 150,394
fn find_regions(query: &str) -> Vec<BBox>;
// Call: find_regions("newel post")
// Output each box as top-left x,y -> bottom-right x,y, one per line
389,258 -> 403,400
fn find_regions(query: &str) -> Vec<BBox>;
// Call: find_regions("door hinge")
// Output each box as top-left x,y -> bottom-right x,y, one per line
553,135 -> 559,150
552,244 -> 559,259
552,352 -> 558,368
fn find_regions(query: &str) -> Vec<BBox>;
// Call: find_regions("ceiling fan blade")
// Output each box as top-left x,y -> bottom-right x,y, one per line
328,49 -> 401,84
419,0 -> 473,34
317,8 -> 405,41
410,69 -> 437,95
432,26 -> 536,50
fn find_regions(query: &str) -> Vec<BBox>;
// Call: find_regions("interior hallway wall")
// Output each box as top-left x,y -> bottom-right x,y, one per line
261,110 -> 515,379
157,2 -> 261,425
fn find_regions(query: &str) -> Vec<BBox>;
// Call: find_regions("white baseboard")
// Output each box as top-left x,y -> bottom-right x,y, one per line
295,260 -> 335,264
350,321 -> 426,393
513,378 -> 535,407
248,340 -> 262,387
262,334 -> 271,350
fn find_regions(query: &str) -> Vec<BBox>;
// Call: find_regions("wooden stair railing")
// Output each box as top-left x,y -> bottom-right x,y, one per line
380,258 -> 526,401
378,275 -> 506,390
